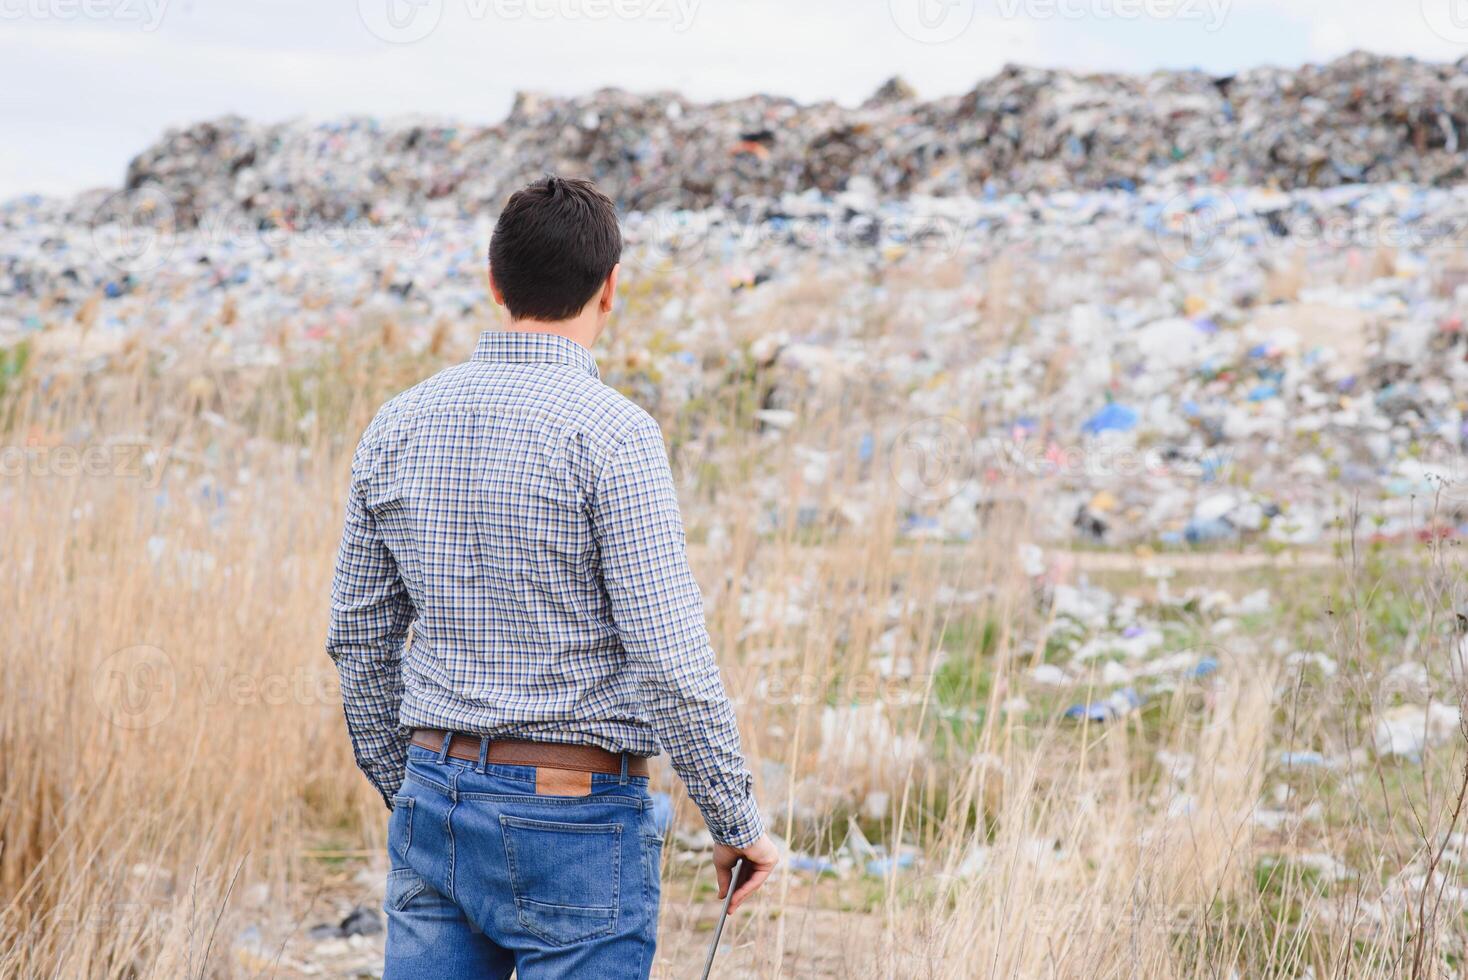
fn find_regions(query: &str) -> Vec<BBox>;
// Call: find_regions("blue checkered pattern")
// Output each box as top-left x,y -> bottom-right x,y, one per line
326,331 -> 762,846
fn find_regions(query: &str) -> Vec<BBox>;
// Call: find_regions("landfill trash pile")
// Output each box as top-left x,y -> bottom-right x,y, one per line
6,173 -> 1468,549
13,51 -> 1468,230
5,53 -> 1468,551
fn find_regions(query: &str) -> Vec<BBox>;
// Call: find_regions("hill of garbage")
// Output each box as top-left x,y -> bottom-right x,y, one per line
71,51 -> 1468,229
5,52 -> 1468,551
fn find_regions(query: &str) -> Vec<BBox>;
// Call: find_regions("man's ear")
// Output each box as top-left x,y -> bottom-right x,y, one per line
488,266 -> 505,307
599,263 -> 620,313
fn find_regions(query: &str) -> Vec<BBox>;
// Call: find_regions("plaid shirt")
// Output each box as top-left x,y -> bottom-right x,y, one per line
326,331 -> 762,847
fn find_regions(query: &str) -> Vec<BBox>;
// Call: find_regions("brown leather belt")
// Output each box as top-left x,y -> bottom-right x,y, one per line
411,729 -> 649,778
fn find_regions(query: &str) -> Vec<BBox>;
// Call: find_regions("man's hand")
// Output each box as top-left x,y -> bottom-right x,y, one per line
713,834 -> 779,913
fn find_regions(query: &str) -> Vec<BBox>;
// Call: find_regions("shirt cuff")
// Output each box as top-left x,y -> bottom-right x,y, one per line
705,791 -> 765,848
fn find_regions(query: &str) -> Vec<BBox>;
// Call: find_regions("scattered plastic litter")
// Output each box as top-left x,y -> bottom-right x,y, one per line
865,853 -> 916,878
1064,687 -> 1143,723
1374,703 -> 1462,762
789,854 -> 838,876
1081,404 -> 1138,436
307,906 -> 382,942
649,791 -> 674,838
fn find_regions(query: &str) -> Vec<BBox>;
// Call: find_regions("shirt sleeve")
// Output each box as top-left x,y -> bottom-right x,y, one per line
326,426 -> 416,809
591,416 -> 764,847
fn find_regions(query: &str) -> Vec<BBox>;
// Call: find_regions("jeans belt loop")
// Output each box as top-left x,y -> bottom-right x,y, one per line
476,736 -> 491,773
619,753 -> 629,785
437,731 -> 454,764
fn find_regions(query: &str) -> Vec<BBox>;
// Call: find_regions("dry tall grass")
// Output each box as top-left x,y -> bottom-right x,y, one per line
1,320 -> 1465,978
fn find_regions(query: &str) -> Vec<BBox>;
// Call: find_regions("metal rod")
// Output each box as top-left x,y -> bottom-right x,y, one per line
699,858 -> 744,980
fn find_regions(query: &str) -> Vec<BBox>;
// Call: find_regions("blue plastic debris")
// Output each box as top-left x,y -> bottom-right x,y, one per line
649,792 -> 674,837
865,853 -> 915,877
1064,687 -> 1143,723
902,515 -> 942,535
1081,403 -> 1138,436
790,854 -> 837,875
1184,517 -> 1237,544
1188,657 -> 1219,679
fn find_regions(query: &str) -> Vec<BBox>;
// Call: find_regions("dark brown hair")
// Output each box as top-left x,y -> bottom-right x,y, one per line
488,175 -> 623,321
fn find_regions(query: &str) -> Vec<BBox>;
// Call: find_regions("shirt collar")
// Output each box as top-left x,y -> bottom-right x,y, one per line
472,331 -> 600,380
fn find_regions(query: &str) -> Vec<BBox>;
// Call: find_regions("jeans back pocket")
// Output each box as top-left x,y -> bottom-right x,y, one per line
499,814 -> 621,946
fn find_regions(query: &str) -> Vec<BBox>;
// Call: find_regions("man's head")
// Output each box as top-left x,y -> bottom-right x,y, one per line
488,176 -> 622,342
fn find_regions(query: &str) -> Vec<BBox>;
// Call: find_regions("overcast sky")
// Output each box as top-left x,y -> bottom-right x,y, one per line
1,0 -> 1464,200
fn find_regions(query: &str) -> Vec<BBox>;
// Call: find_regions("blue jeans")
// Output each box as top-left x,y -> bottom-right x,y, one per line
382,742 -> 663,979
